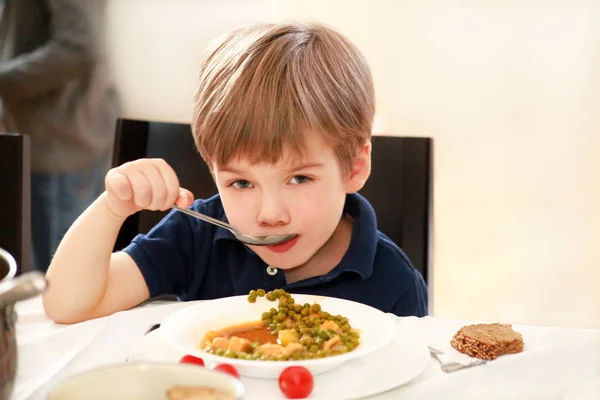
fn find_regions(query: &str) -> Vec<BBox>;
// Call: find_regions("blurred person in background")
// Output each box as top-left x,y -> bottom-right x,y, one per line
0,0 -> 121,272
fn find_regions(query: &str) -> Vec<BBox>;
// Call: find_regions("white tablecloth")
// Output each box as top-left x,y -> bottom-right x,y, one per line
13,297 -> 600,400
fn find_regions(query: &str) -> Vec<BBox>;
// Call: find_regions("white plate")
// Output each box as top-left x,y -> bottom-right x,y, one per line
160,294 -> 397,379
128,320 -> 430,400
47,363 -> 245,400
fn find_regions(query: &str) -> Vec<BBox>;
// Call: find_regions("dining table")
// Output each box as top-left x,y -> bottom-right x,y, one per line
12,296 -> 600,400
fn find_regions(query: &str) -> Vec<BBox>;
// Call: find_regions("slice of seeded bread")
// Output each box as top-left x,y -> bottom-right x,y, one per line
450,323 -> 524,360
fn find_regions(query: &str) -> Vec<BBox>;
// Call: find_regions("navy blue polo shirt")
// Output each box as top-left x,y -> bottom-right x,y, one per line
123,193 -> 428,317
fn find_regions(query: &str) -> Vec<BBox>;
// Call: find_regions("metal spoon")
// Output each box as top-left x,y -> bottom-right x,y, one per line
171,205 -> 297,246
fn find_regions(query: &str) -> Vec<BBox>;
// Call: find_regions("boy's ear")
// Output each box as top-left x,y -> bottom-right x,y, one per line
346,140 -> 372,194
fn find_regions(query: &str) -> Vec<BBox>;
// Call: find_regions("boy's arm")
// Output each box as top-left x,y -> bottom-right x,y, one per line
43,158 -> 194,324
43,193 -> 150,324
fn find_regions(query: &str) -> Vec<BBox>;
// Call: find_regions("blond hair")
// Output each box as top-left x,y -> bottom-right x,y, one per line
192,22 -> 375,172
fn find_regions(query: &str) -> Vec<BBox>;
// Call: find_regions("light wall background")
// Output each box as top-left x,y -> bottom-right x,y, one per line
106,0 -> 600,328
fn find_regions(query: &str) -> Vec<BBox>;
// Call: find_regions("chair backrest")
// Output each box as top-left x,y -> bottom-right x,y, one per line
112,118 -> 433,282
0,133 -> 32,275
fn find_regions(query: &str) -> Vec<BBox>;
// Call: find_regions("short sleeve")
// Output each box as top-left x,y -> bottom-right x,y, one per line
122,208 -> 198,298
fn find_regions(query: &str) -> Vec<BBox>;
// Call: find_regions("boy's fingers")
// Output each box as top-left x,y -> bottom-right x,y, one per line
175,188 -> 195,209
128,169 -> 152,208
155,159 -> 181,210
105,170 -> 133,201
139,164 -> 167,210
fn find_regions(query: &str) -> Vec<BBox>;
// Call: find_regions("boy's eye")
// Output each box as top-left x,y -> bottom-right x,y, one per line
232,180 -> 254,189
289,175 -> 311,185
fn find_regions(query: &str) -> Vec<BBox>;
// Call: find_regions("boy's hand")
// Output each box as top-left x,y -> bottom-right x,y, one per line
104,159 -> 194,218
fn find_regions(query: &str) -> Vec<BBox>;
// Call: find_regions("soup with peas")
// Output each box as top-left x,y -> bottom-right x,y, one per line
200,289 -> 360,361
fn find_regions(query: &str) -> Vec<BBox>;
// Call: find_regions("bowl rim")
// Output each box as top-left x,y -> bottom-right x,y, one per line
160,294 -> 397,368
46,361 -> 246,398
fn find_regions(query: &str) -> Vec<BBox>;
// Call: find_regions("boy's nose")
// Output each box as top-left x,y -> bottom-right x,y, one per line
257,193 -> 289,227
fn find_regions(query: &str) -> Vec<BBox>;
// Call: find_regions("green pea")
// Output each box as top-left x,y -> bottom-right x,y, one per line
287,310 -> 296,318
266,291 -> 276,301
301,308 -> 309,317
279,306 -> 288,314
311,304 -> 321,313
319,330 -> 330,340
215,349 -> 225,356
270,308 -> 278,316
248,294 -> 257,303
257,289 -> 266,297
224,350 -> 237,358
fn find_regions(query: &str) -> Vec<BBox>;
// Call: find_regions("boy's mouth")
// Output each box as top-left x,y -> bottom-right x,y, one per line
266,235 -> 299,253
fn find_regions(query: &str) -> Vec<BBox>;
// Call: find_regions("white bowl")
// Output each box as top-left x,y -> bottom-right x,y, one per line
160,294 -> 397,379
47,363 -> 245,400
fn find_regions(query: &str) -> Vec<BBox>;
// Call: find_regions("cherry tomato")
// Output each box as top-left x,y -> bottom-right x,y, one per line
214,363 -> 240,379
179,355 -> 204,367
278,366 -> 314,399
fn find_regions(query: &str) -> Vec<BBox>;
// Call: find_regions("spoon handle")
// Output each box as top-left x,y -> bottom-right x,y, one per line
171,205 -> 238,235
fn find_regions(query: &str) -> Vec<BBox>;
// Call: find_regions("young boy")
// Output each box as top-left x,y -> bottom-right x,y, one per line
43,22 -> 428,324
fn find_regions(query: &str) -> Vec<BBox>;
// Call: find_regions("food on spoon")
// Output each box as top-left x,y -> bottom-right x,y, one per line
450,323 -> 524,360
166,386 -> 235,400
200,289 -> 360,361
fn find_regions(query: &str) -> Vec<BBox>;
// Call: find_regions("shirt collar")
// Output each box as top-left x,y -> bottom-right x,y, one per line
212,192 -> 378,280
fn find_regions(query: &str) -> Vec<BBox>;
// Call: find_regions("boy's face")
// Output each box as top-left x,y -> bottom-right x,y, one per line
213,137 -> 369,270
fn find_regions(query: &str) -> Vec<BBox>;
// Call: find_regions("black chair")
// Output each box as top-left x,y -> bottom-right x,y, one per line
0,133 -> 32,275
112,118 -> 433,283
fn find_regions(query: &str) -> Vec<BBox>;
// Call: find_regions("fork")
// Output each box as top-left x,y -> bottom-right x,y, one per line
428,346 -> 487,373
